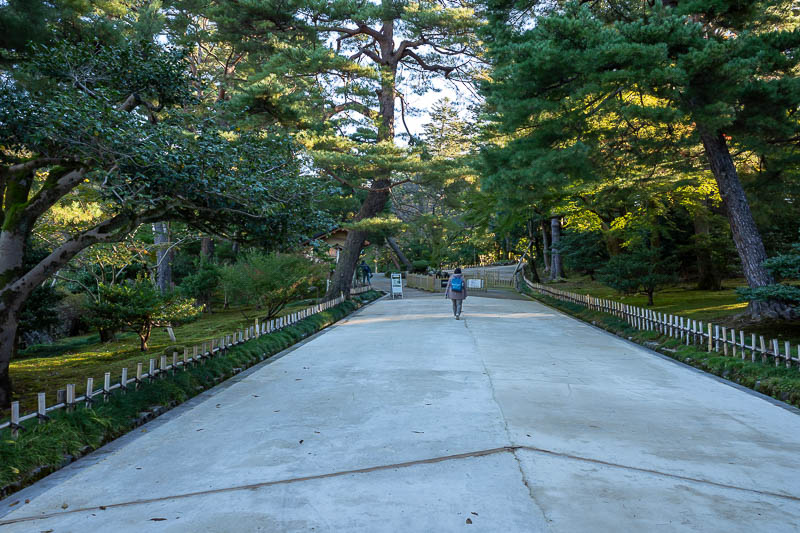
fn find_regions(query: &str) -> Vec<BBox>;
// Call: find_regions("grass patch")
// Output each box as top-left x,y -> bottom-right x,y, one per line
541,276 -> 800,347
8,300 -> 314,414
0,290 -> 383,497
520,286 -> 800,412
551,276 -> 749,322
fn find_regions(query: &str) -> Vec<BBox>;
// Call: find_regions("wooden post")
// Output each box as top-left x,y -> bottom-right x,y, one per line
121,368 -> 128,391
57,389 -> 66,405
136,362 -> 143,388
38,392 -> 47,423
739,331 -> 744,360
730,329 -> 736,357
149,359 -> 156,381
785,341 -> 792,368
66,383 -> 75,410
172,351 -> 178,371
255,318 -> 260,338
714,325 -> 720,352
85,377 -> 94,407
103,372 -> 111,401
760,336 -> 767,364
707,323 -> 713,352
160,355 -> 167,377
773,339 -> 780,367
751,333 -> 756,362
722,327 -> 728,356
10,401 -> 20,439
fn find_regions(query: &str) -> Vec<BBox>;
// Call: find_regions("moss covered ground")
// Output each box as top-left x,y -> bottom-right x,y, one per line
546,276 -> 800,346
8,300 -> 315,415
0,291 -> 383,496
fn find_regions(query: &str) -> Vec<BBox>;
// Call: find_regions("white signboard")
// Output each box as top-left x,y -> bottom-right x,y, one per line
391,273 -> 404,299
467,278 -> 483,289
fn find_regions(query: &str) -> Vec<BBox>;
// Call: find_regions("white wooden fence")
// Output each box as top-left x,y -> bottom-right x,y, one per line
523,277 -> 800,369
1,288 -> 370,437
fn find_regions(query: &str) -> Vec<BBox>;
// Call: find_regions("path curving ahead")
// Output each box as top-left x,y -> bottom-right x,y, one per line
2,290 -> 800,531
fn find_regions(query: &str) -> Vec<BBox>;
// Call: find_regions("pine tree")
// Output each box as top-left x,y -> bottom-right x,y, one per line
482,0 -> 800,319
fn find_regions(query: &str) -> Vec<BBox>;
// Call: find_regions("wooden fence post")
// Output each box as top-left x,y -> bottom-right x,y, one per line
121,368 -> 128,391
103,372 -> 111,401
722,327 -> 728,356
773,339 -> 780,367
37,393 -> 47,423
85,377 -> 95,408
10,401 -> 20,439
66,383 -> 75,410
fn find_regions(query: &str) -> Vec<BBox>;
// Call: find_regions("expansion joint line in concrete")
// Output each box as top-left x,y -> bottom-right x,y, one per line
517,445 -> 800,504
0,447 -> 515,526
5,445 -> 799,526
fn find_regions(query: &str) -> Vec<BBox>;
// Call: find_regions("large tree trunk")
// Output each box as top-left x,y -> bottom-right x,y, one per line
0,306 -> 19,408
386,236 -> 412,270
201,237 -> 215,261
541,220 -> 551,274
698,129 -> 791,319
549,216 -> 564,280
326,21 -> 397,299
153,222 -> 172,294
326,182 -> 391,298
386,245 -> 401,270
0,224 -> 27,407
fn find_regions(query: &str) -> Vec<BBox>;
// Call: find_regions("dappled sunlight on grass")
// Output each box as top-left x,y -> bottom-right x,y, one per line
8,300 -> 314,413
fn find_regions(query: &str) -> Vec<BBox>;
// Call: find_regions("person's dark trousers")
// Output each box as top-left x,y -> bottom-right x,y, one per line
451,299 -> 462,317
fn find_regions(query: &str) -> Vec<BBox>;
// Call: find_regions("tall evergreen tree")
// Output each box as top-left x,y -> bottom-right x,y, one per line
204,0 -> 483,296
482,0 -> 800,318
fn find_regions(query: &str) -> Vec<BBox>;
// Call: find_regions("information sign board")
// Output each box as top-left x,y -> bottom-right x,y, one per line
391,273 -> 404,299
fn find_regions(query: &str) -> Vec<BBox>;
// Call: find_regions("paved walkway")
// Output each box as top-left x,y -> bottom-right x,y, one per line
2,294 -> 800,531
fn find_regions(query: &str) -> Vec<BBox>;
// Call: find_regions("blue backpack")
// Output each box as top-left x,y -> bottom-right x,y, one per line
451,276 -> 463,292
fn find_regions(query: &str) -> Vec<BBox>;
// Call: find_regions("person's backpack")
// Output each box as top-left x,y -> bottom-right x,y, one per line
451,276 -> 463,292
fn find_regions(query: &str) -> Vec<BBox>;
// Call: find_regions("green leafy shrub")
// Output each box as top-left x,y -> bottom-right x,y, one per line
220,253 -> 326,320
598,243 -> 675,306
86,281 -> 200,351
179,261 -> 221,312
411,260 -> 430,273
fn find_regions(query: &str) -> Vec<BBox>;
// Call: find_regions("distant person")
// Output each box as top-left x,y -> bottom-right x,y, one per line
445,267 -> 467,320
360,260 -> 372,285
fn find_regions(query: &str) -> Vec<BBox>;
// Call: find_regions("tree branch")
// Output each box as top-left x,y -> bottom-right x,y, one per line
401,50 -> 456,77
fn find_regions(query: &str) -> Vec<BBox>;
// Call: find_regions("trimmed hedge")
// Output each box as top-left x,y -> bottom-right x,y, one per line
521,287 -> 800,410
0,291 -> 382,497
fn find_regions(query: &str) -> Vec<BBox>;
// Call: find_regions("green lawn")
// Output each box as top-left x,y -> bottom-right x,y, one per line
541,276 -> 800,348
552,277 -> 748,322
7,300 -> 313,415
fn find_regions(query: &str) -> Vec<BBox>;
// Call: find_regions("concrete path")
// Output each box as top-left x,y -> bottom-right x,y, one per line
2,293 -> 800,531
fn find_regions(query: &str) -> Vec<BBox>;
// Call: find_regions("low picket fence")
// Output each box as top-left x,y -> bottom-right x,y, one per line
522,277 -> 800,369
2,288 -> 370,437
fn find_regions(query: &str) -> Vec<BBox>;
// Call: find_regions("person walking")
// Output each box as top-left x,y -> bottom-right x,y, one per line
360,260 -> 372,286
445,267 -> 467,319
